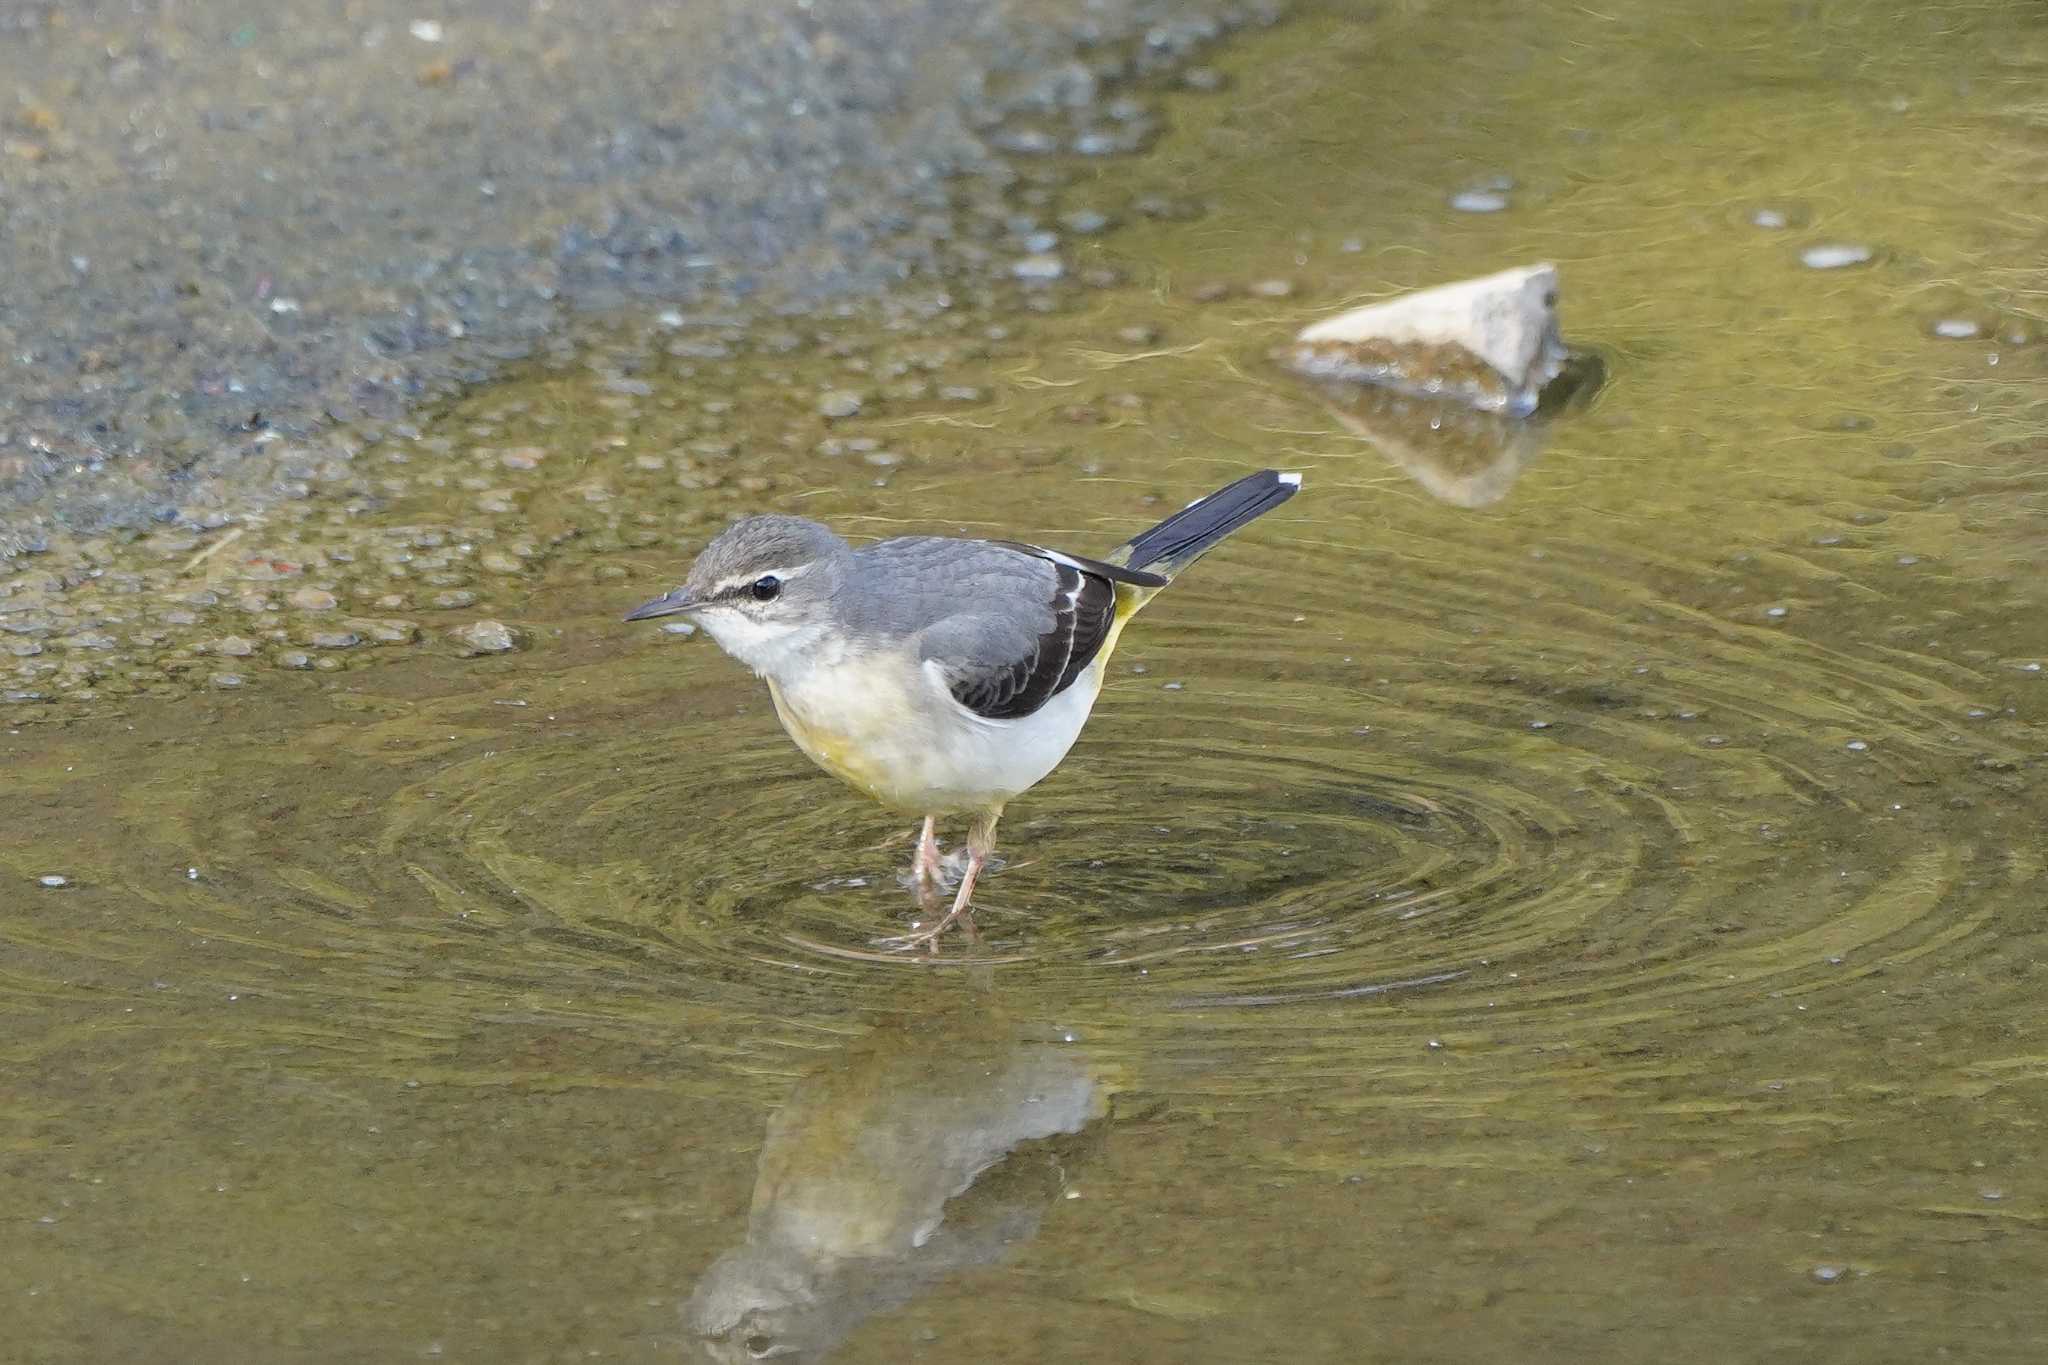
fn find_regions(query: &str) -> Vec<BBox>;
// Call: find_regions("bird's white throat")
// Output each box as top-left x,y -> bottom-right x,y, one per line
695,607 -> 838,681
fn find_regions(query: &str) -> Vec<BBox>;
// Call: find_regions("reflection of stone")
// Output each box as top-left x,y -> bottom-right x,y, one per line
1284,263 -> 1568,416
1318,385 -> 1545,508
685,1002 -> 1109,1364
1311,350 -> 1605,507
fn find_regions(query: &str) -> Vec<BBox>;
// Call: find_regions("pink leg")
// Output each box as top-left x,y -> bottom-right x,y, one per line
910,815 -> 943,909
900,806 -> 1001,952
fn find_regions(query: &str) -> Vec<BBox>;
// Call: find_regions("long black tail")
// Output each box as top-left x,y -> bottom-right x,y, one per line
1113,469 -> 1302,578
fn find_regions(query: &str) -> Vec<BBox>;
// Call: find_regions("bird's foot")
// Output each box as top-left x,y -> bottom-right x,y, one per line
896,903 -> 979,953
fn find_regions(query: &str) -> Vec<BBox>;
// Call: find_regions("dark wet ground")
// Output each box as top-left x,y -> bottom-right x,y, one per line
6,0 -> 2048,1361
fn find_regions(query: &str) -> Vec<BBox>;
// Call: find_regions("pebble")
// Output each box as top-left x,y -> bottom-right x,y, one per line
479,551 -> 524,574
1929,317 -> 1981,339
1810,1264 -> 1847,1285
1801,243 -> 1874,270
1116,325 -> 1161,346
38,875 -> 69,888
1249,278 -> 1297,298
989,127 -> 1059,156
288,587 -> 338,610
431,590 -> 479,609
360,619 -> 418,644
818,390 -> 864,419
1751,208 -> 1790,229
211,635 -> 257,657
1011,255 -> 1065,283
659,621 -> 698,638
448,620 -> 522,656
310,631 -> 362,649
1059,209 -> 1113,235
210,672 -> 245,689
277,652 -> 313,670
1449,190 -> 1508,213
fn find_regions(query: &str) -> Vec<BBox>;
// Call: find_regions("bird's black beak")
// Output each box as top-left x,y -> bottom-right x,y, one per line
623,588 -> 703,622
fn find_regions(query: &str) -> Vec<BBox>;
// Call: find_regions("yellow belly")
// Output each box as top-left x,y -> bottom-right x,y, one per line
766,676 -> 900,802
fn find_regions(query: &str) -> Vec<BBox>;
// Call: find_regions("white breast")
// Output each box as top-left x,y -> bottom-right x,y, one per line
767,650 -> 1106,815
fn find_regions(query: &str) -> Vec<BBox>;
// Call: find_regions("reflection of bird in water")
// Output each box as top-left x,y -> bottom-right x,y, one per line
685,1002 -> 1111,1363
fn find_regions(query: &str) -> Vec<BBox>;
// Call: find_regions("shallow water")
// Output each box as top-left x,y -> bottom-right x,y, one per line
6,0 -> 2048,1360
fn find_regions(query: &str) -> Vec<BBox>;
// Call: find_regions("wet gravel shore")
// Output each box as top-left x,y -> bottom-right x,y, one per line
0,0 -> 1285,703
0,0 -> 1281,555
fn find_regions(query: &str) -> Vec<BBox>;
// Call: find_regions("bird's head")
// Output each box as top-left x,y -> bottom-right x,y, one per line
626,515 -> 850,677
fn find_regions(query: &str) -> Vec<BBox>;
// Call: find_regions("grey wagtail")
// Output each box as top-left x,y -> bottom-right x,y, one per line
626,468 -> 1302,948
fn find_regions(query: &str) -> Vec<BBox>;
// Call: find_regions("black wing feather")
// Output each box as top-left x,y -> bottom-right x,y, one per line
949,562 -> 1117,720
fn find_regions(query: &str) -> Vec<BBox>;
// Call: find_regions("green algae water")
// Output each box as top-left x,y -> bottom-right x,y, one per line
6,1 -> 2048,1359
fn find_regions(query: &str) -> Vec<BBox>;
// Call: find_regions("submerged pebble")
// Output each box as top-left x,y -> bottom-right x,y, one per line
817,390 -> 864,419
38,874 -> 69,888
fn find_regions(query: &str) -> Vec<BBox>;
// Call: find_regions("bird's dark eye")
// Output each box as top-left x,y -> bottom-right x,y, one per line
751,576 -> 781,602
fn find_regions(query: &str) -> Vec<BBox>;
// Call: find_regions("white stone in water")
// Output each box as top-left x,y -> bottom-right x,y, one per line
1449,190 -> 1508,213
1801,243 -> 1874,270
39,875 -> 69,888
1286,263 -> 1568,415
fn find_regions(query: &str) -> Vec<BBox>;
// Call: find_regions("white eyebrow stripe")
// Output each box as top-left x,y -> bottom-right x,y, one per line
710,562 -> 811,597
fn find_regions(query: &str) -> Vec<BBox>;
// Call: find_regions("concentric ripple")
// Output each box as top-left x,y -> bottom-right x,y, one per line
35,447 -> 2025,1101
304,488 -> 2038,1083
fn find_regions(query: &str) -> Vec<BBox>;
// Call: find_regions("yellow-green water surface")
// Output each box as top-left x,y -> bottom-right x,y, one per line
6,1 -> 2048,1360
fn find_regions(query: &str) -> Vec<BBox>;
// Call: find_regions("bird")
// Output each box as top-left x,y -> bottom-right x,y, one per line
625,468 -> 1301,948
